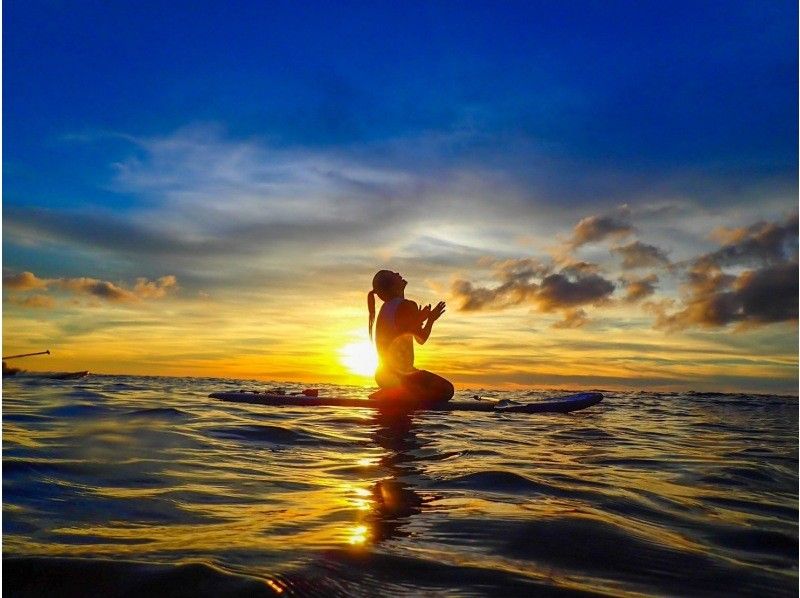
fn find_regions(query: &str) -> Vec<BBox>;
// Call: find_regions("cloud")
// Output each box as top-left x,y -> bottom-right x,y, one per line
133,275 -> 178,299
3,271 -> 49,291
7,127 -> 501,293
451,261 -> 614,315
448,212 -> 796,335
448,256 -> 552,311
450,278 -> 537,312
487,257 -> 553,282
568,206 -> 634,248
535,270 -> 615,311
553,308 -> 589,329
7,294 -> 57,309
656,262 -> 798,330
699,215 -> 798,268
58,278 -> 138,302
3,271 -> 178,305
612,241 -> 671,269
652,214 -> 798,331
621,274 -> 659,303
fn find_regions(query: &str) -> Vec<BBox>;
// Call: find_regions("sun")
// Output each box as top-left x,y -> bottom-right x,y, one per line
339,341 -> 378,377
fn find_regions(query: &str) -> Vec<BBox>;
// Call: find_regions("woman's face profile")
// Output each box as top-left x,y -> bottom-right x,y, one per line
390,272 -> 407,293
375,270 -> 406,296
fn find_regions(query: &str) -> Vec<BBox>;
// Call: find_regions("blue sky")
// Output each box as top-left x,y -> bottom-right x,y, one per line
7,1 -> 796,205
3,1 -> 798,390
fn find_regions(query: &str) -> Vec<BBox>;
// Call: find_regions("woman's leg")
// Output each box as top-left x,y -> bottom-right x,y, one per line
402,370 -> 454,404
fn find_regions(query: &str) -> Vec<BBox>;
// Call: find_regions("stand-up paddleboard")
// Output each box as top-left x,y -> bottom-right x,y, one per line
209,390 -> 603,413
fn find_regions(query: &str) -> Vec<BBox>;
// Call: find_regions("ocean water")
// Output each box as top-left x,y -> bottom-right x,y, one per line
2,375 -> 797,597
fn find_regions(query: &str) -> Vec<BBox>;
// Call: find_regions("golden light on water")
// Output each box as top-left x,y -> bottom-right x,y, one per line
339,341 -> 378,377
348,524 -> 369,545
265,579 -> 285,594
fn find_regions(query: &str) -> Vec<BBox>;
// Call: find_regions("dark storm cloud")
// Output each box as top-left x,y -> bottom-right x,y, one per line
612,241 -> 671,270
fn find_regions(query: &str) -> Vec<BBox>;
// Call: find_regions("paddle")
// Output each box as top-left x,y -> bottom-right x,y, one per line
3,350 -> 50,360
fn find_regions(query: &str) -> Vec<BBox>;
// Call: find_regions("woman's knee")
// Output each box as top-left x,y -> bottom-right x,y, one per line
440,378 -> 454,401
398,370 -> 454,404
414,371 -> 453,402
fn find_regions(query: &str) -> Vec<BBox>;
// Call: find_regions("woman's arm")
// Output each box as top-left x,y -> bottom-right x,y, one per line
397,300 -> 445,345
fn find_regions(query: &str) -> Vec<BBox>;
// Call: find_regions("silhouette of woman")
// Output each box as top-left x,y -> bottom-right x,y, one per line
367,270 -> 454,405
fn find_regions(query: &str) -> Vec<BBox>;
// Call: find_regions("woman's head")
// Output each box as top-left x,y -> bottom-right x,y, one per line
371,270 -> 406,301
368,270 -> 406,340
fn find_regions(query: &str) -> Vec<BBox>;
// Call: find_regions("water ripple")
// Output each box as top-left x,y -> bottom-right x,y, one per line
2,375 -> 797,597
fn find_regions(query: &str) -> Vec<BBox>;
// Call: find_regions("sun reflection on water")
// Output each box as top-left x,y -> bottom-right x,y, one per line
348,524 -> 369,546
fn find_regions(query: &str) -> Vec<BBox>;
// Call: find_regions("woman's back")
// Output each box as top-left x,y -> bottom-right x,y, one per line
375,297 -> 415,376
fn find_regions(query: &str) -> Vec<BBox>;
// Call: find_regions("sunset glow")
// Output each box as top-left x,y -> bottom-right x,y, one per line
2,3 -> 796,394
339,341 -> 379,378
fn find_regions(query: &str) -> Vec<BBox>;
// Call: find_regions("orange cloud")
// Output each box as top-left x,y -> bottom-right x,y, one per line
133,275 -> 178,299
656,262 -> 797,330
8,294 -> 57,309
568,206 -> 634,249
552,308 -> 588,329
620,274 -> 659,303
3,271 -> 50,290
58,278 -> 137,302
3,270 -> 179,304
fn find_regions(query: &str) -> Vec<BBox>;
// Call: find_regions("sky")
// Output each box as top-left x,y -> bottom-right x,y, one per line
3,1 -> 798,393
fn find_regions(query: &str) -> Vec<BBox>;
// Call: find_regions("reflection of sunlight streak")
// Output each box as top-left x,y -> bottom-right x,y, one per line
340,484 -> 374,511
348,524 -> 369,545
352,486 -> 371,498
339,341 -> 378,377
266,579 -> 284,594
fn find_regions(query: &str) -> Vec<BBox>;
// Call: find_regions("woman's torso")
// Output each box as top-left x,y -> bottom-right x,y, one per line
375,297 -> 415,386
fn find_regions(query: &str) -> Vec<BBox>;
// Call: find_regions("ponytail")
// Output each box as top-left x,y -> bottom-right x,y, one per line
367,290 -> 376,341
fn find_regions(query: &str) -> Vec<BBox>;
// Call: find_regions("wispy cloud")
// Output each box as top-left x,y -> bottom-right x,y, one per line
7,294 -> 57,309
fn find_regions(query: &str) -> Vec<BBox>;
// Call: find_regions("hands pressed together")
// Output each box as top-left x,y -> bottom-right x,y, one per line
420,301 -> 446,325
